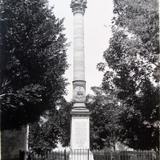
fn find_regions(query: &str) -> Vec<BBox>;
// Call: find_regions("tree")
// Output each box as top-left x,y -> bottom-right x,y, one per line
29,98 -> 72,153
98,0 -> 159,150
58,99 -> 72,147
0,0 -> 68,130
118,81 -> 159,150
86,87 -> 122,150
113,0 -> 159,64
29,108 -> 60,154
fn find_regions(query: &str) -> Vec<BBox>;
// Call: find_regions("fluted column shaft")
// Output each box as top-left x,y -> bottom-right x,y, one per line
73,12 -> 85,81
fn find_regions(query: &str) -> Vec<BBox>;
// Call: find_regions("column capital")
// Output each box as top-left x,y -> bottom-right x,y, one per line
70,0 -> 87,15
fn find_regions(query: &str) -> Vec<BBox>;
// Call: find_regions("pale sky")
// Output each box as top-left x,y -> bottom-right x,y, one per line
48,0 -> 114,100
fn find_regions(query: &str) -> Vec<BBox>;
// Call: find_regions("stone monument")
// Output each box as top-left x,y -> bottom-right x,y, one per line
70,0 -> 93,159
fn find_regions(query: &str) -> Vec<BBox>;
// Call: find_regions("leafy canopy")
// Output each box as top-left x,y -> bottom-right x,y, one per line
98,0 -> 159,150
0,0 -> 68,130
86,87 -> 122,150
29,98 -> 72,153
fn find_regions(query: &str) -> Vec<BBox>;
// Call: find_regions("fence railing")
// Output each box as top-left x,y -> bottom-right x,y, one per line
19,150 -> 70,160
19,149 -> 159,160
92,150 -> 158,160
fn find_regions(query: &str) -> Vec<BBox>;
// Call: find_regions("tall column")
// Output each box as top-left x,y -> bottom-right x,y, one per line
72,1 -> 85,81
71,0 -> 87,109
70,2 -> 92,159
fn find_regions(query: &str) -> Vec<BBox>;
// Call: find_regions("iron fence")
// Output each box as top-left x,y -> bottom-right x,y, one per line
20,150 -> 69,160
92,150 -> 158,160
20,149 -> 159,160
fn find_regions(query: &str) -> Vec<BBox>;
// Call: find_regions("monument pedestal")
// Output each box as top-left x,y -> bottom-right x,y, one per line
71,107 -> 90,149
70,106 -> 93,160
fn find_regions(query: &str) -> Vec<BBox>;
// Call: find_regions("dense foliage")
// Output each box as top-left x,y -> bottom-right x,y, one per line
58,100 -> 72,147
98,0 -> 159,150
29,98 -> 71,153
0,0 -> 68,130
29,109 -> 60,154
87,87 -> 122,150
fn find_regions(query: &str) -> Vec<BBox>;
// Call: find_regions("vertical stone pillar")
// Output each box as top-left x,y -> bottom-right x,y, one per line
73,2 -> 85,81
70,2 -> 93,160
71,0 -> 87,109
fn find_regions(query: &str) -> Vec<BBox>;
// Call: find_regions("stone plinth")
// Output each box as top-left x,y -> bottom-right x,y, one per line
70,108 -> 90,149
70,108 -> 93,160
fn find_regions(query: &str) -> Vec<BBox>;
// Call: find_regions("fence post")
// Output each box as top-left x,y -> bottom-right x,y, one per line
110,151 -> 112,160
156,151 -> 159,160
19,150 -> 25,160
88,149 -> 90,160
64,149 -> 66,160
